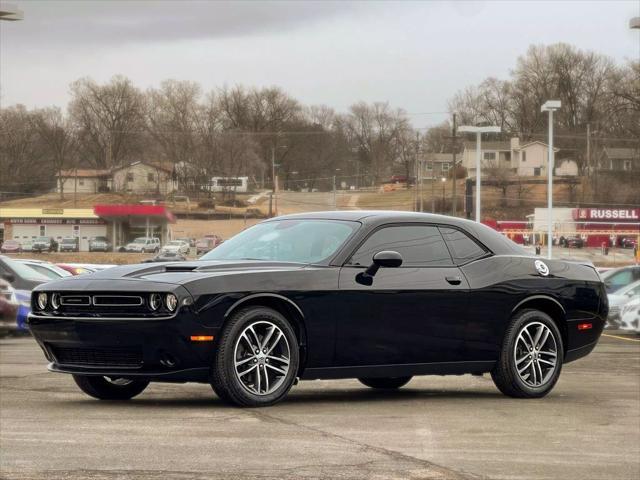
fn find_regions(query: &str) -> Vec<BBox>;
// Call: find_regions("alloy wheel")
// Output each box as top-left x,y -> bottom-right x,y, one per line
103,377 -> 133,386
233,321 -> 291,396
513,321 -> 558,388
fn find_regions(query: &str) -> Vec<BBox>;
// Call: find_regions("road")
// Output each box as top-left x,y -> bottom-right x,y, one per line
1,334 -> 639,480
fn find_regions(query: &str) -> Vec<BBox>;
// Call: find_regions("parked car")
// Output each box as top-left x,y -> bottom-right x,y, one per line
21,239 -> 34,252
606,280 -> 640,328
0,240 -> 22,253
28,211 -> 607,407
59,237 -> 80,252
176,237 -> 196,248
0,256 -> 48,332
125,237 -> 160,253
0,279 -> 18,330
16,260 -> 73,280
196,235 -> 222,255
89,236 -> 113,252
161,240 -> 190,256
0,255 -> 49,290
32,236 -> 58,253
620,298 -> 640,333
64,263 -> 116,272
619,237 -> 638,249
56,264 -> 96,276
601,266 -> 640,294
564,236 -> 584,248
142,252 -> 188,263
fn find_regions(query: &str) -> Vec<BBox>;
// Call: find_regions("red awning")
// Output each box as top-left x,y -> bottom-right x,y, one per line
93,204 -> 176,223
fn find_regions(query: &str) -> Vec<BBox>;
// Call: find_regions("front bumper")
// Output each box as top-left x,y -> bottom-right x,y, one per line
27,310 -> 218,383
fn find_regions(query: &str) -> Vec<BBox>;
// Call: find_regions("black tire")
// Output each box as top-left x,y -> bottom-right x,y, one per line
72,375 -> 149,400
210,306 -> 299,407
491,309 -> 564,398
358,376 -> 412,389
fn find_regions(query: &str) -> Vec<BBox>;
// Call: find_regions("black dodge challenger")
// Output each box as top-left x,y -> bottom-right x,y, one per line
28,211 -> 607,407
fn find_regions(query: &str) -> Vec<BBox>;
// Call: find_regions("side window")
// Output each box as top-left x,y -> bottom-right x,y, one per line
348,226 -> 453,267
439,227 -> 487,264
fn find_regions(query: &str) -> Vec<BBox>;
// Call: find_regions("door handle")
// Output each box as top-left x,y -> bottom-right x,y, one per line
445,276 -> 462,285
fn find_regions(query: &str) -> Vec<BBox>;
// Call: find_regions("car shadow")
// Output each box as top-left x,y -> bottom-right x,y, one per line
57,386 -> 505,410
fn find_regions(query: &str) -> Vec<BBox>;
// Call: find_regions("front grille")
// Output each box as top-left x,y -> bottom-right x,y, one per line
50,346 -> 143,368
92,295 -> 143,307
60,295 -> 91,306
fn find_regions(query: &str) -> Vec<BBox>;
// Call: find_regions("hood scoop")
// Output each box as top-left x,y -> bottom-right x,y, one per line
164,265 -> 199,272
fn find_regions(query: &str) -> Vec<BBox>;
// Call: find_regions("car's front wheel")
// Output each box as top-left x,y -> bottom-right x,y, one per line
72,375 -> 149,400
491,309 -> 563,398
358,376 -> 412,389
211,306 -> 299,407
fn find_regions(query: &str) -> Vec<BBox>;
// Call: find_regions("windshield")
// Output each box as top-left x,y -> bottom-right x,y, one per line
35,237 -> 49,242
132,238 -> 148,244
61,238 -> 76,243
200,220 -> 358,264
167,241 -> 183,246
92,237 -> 108,242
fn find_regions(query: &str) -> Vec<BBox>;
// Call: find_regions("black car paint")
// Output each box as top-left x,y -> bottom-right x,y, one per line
27,211 -> 607,384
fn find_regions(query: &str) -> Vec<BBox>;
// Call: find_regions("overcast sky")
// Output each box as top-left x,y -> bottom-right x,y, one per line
1,0 -> 638,128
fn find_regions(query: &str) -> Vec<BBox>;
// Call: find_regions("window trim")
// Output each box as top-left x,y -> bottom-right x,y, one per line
437,226 -> 492,266
343,223 -> 453,268
342,222 -> 492,268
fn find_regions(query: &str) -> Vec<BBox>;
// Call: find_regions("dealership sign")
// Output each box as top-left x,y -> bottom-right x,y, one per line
574,209 -> 640,221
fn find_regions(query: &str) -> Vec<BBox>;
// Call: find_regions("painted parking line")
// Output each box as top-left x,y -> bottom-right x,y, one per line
602,333 -> 640,343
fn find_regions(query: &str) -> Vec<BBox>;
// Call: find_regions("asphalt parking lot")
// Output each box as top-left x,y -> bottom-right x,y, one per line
1,334 -> 638,480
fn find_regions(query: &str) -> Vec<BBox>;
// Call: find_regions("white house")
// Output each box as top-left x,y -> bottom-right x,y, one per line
462,137 -> 566,178
55,169 -> 111,194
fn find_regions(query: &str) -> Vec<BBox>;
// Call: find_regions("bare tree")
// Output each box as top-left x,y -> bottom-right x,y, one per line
33,107 -> 77,199
0,106 -> 50,197
69,75 -> 145,168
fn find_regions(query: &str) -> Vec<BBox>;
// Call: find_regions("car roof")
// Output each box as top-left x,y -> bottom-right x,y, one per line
263,210 -> 527,255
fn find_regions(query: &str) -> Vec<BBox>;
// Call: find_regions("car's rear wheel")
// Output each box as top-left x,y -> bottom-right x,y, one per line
211,306 -> 299,407
72,375 -> 149,400
491,309 -> 563,398
358,376 -> 412,389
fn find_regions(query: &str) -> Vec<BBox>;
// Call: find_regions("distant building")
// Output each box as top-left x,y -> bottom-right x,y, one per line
598,148 -> 640,172
461,137 -> 565,178
207,176 -> 249,193
112,162 -> 177,195
56,169 -> 111,194
56,161 -> 178,195
422,153 -> 453,179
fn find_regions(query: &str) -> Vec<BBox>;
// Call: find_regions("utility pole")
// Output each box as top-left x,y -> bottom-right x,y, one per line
333,175 -> 337,210
451,113 -> 457,216
271,145 -> 277,217
414,131 -> 420,212
586,123 -> 591,176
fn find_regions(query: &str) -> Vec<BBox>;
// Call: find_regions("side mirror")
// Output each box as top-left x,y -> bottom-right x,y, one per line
356,250 -> 403,286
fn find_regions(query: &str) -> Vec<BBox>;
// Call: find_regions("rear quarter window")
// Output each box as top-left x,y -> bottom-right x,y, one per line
439,227 -> 488,264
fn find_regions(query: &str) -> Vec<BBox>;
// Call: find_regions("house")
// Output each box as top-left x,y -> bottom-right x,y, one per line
461,137 -> 565,178
598,148 -> 639,172
55,161 -> 178,195
422,153 -> 453,179
55,169 -> 111,194
112,161 -> 177,195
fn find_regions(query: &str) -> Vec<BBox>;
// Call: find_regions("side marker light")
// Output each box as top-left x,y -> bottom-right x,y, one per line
190,335 -> 214,342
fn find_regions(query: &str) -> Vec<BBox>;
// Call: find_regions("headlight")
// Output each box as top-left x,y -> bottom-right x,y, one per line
36,292 -> 48,310
149,293 -> 162,311
51,293 -> 60,310
165,293 -> 178,312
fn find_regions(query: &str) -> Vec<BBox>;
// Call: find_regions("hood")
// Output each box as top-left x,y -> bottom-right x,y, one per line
33,260 -> 309,291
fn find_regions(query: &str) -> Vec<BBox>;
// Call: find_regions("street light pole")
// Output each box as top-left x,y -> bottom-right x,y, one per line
458,125 -> 501,223
541,100 -> 561,259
